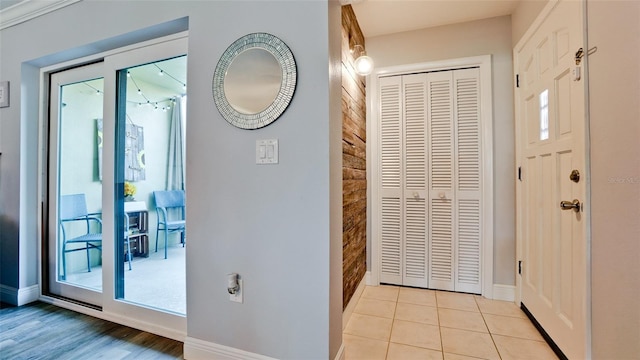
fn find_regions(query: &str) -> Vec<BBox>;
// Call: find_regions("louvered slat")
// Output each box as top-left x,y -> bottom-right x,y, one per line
430,199 -> 453,283
456,77 -> 480,191
430,79 -> 452,189
404,81 -> 426,190
381,197 -> 402,277
380,83 -> 401,189
405,198 -> 426,282
457,199 -> 481,291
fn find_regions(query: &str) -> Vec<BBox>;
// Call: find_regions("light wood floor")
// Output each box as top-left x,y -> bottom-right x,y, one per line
0,302 -> 183,359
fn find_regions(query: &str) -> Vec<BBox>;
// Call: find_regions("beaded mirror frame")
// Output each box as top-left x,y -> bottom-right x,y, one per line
212,33 -> 297,130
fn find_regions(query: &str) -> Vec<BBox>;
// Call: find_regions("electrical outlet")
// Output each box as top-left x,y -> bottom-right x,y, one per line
230,279 -> 243,303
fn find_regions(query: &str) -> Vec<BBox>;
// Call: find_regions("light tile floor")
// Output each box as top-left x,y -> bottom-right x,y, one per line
343,285 -> 558,360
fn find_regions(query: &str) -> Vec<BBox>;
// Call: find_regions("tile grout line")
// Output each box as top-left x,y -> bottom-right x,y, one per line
435,291 -> 446,359
383,290 -> 399,360
475,296 -> 504,360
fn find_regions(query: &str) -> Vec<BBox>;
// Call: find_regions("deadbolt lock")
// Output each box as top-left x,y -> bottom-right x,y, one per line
569,169 -> 580,183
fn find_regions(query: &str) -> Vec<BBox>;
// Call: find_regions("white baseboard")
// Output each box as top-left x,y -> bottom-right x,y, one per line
0,284 -> 39,306
492,284 -> 516,302
343,272 -> 367,330
365,270 -> 374,286
184,337 -> 277,360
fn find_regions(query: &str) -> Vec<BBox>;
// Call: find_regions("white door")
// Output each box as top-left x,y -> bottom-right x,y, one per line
378,68 -> 482,294
427,69 -> 482,294
379,74 -> 429,287
515,0 -> 588,358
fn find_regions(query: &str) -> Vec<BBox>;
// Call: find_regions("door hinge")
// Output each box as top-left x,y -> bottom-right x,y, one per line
518,260 -> 522,275
518,166 -> 522,181
516,74 -> 520,88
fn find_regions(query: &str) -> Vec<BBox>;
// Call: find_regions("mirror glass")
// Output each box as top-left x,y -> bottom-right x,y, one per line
224,48 -> 281,114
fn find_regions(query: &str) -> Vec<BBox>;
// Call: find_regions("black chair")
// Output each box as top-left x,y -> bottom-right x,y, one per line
153,190 -> 186,259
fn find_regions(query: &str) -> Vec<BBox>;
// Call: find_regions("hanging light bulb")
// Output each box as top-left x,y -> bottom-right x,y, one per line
182,84 -> 187,91
137,89 -> 142,95
127,71 -> 131,78
353,44 -> 374,76
96,90 -> 101,96
158,69 -> 164,76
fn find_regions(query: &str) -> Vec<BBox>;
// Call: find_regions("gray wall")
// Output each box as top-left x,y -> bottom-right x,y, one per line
0,1 -> 342,358
587,0 -> 640,358
366,15 -> 516,286
511,0 -> 549,46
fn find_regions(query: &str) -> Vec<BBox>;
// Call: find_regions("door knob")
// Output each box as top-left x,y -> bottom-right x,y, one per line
560,199 -> 581,212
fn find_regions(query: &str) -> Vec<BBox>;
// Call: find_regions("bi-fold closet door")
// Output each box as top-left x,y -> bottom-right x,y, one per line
378,68 -> 482,294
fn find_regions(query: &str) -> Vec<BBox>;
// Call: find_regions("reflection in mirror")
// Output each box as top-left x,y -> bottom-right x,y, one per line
224,48 -> 281,114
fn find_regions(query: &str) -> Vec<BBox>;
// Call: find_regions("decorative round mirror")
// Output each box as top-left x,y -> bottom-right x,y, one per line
213,33 -> 297,130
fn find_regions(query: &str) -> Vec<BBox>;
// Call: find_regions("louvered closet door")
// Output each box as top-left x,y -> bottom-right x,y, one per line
378,69 -> 481,293
426,69 -> 482,293
378,74 -> 428,287
379,76 -> 403,285
453,68 -> 481,294
427,71 -> 456,291
402,74 -> 428,288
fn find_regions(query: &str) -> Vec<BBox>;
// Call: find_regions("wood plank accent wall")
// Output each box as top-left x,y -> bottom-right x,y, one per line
342,5 -> 367,309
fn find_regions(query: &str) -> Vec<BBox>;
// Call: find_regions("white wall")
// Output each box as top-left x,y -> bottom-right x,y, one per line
0,1 -> 342,358
587,1 -> 640,358
366,15 -> 516,286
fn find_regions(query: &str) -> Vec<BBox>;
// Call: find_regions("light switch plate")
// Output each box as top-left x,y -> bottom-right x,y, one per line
0,81 -> 9,108
256,139 -> 278,164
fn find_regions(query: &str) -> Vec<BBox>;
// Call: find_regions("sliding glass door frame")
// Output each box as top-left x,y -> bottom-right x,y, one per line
40,34 -> 188,340
46,62 -> 105,307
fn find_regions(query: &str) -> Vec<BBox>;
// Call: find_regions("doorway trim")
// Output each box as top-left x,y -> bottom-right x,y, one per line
368,55 -> 494,298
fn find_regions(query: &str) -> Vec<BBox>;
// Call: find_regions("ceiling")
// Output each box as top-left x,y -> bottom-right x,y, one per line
350,0 -> 521,38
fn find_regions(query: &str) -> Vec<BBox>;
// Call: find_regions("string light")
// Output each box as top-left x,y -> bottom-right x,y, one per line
153,64 -> 186,92
77,66 -> 184,111
83,82 -> 102,96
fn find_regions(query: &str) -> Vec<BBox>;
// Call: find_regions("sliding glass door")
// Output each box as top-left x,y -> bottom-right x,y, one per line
47,63 -> 105,306
115,56 -> 187,314
45,37 -> 188,333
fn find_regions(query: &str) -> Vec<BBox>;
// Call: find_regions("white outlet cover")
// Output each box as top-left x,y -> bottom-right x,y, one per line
230,279 -> 243,303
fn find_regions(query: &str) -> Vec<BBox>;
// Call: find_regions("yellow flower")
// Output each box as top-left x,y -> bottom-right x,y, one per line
124,182 -> 137,197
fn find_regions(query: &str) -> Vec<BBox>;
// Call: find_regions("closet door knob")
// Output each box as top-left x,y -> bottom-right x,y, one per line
438,192 -> 446,199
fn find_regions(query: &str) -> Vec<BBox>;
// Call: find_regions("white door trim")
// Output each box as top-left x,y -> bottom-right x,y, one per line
368,55 -> 494,298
